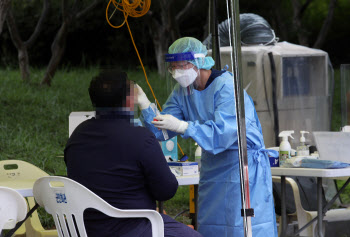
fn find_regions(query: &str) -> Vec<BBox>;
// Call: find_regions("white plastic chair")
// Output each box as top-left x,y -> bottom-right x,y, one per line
0,186 -> 28,232
33,176 -> 164,237
273,176 -> 350,237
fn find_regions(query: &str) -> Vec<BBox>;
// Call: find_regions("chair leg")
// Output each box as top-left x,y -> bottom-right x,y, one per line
25,198 -> 58,237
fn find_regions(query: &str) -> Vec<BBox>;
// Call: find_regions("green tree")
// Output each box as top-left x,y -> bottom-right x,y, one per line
142,0 -> 203,74
289,0 -> 337,48
6,0 -> 50,82
41,0 -> 102,86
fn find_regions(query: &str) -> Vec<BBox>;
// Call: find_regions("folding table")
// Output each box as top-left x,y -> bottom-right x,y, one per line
271,167 -> 350,237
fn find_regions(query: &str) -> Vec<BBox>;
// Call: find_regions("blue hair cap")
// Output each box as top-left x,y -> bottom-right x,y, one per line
168,37 -> 215,70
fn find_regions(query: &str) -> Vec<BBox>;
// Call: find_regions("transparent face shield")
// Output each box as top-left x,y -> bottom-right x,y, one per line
165,52 -> 205,96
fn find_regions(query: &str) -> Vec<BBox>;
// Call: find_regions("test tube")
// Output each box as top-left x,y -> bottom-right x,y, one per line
150,103 -> 169,140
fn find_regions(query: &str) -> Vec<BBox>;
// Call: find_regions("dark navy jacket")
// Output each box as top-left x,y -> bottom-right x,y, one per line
64,114 -> 178,236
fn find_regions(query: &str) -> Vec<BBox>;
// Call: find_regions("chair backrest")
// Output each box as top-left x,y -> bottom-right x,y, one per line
33,176 -> 164,237
0,160 -> 49,181
0,187 -> 28,232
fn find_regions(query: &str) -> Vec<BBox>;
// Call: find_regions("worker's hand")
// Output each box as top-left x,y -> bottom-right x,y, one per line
136,84 -> 151,110
152,114 -> 188,134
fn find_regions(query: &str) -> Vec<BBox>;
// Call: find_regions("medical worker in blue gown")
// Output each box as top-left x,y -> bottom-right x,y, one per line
136,37 -> 277,237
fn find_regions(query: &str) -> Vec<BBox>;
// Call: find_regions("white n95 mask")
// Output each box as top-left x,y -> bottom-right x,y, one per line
172,68 -> 198,88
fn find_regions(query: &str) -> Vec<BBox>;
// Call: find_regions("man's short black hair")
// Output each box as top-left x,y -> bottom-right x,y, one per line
88,70 -> 131,108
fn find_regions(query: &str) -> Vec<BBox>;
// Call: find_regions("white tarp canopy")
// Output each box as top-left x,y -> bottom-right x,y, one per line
218,41 -> 334,148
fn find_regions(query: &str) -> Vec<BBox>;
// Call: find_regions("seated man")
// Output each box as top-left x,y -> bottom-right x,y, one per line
64,70 -> 202,237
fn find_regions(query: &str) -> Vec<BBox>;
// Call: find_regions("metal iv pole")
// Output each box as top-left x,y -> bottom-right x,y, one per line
209,0 -> 253,235
228,0 -> 253,236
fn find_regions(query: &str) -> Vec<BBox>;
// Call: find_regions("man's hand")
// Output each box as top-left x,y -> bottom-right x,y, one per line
136,84 -> 151,110
151,114 -> 188,134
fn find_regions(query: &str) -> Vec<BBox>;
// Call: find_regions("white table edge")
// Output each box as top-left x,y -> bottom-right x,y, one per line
16,188 -> 33,197
271,167 -> 350,178
11,176 -> 200,198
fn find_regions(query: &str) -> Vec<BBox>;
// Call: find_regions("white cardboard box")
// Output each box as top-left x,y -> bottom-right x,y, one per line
168,162 -> 199,176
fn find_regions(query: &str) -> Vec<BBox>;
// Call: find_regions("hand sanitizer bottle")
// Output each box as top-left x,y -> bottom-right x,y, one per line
195,143 -> 202,171
279,130 -> 294,166
296,131 -> 310,156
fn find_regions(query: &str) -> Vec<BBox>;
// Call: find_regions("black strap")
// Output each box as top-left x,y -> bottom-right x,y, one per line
268,52 -> 280,146
4,203 -> 39,237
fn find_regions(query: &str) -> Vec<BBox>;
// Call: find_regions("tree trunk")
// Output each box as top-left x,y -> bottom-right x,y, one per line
41,0 -> 101,86
146,12 -> 171,75
313,0 -> 337,49
153,31 -> 170,75
0,0 -> 11,35
6,8 -> 30,81
6,0 -> 49,82
145,0 -> 200,75
41,22 -> 69,86
271,3 -> 289,42
18,46 -> 30,81
144,0 -> 173,75
290,0 -> 314,46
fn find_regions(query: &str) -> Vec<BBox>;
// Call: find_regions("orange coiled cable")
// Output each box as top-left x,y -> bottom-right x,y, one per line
105,0 -> 185,156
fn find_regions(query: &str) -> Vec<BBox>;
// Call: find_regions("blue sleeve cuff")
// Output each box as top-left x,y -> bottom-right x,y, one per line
181,121 -> 195,139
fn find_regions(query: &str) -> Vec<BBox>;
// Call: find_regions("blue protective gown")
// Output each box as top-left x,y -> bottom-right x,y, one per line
141,71 -> 277,237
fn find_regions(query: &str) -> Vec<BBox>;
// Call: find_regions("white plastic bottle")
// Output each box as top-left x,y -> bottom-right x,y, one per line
297,131 -> 310,156
279,130 -> 294,166
195,143 -> 202,171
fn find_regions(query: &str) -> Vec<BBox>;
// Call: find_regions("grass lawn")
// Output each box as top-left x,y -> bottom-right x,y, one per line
0,66 -> 348,228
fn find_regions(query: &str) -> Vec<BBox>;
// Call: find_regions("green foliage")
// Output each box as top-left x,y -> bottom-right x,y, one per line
337,179 -> 350,204
305,0 -> 330,29
331,68 -> 350,206
163,186 -> 192,224
1,0 -> 350,69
